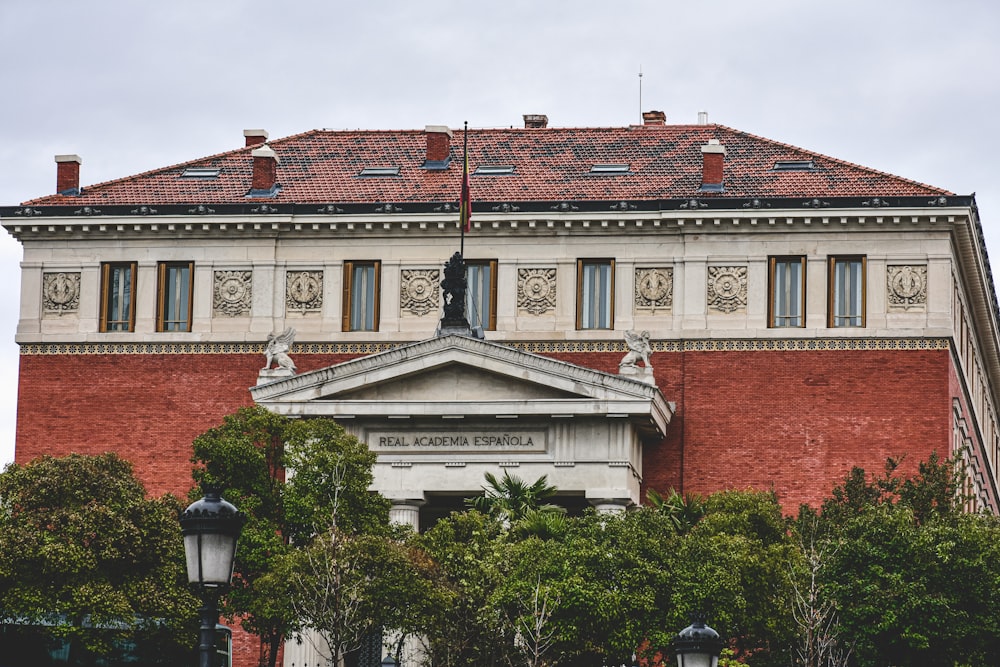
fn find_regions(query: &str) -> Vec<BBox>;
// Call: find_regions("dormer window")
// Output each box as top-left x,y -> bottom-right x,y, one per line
359,167 -> 400,177
589,163 -> 630,174
474,165 -> 515,175
180,167 -> 221,179
772,160 -> 817,172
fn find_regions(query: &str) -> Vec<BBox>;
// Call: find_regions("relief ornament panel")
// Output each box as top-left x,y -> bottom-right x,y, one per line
286,270 -> 323,313
400,269 -> 440,317
707,265 -> 748,314
887,265 -> 927,310
214,270 -> 252,317
43,272 -> 80,315
518,268 -> 557,316
634,267 -> 673,313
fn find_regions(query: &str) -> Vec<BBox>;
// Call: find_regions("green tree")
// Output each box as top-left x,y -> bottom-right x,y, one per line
802,455 -> 1000,666
190,406 -> 390,667
0,453 -> 197,665
666,490 -> 798,667
646,488 -> 706,535
468,471 -> 565,529
273,524 -> 444,667
415,510 -> 512,667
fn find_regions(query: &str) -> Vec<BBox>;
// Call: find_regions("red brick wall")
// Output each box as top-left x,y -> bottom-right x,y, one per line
544,348 -> 953,510
16,347 -> 956,508
14,352 -> 357,497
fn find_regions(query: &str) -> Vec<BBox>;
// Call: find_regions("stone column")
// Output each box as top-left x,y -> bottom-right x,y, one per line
388,497 -> 426,531
588,498 -> 632,514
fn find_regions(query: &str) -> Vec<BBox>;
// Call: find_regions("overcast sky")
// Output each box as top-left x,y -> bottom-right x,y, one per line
1,0 -> 998,467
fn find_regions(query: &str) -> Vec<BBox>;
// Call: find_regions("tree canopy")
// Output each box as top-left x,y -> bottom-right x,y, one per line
190,405 -> 392,667
0,453 -> 196,665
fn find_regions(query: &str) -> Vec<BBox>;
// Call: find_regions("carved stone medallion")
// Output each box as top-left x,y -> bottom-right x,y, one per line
286,270 -> 323,313
43,272 -> 80,314
634,267 -> 673,313
400,269 -> 440,317
887,265 -> 927,310
707,265 -> 747,313
518,268 -> 557,316
214,270 -> 252,317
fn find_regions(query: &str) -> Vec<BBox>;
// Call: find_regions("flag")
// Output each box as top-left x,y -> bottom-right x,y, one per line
460,125 -> 471,233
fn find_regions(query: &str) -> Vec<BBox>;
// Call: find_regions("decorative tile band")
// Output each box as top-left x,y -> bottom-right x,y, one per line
19,337 -> 950,356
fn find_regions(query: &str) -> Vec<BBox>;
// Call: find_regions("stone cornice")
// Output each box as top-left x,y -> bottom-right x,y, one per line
1,199 -> 974,242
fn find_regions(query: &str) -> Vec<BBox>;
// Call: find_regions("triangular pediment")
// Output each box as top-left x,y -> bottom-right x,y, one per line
336,363 -> 579,401
251,335 -> 673,436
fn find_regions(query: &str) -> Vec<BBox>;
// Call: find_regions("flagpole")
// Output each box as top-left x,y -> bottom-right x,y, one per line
460,120 -> 468,258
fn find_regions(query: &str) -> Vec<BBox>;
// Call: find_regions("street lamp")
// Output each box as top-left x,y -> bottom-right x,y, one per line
180,487 -> 246,667
672,614 -> 723,667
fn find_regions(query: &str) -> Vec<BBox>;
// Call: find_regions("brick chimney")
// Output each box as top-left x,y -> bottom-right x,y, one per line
424,125 -> 453,168
642,110 -> 666,125
250,144 -> 280,195
55,154 -> 82,196
244,129 -> 268,147
700,139 -> 726,191
523,114 -> 548,129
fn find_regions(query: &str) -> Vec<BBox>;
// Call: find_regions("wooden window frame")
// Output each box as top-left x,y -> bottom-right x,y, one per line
767,256 -> 806,328
466,259 -> 498,331
827,255 -> 867,328
576,259 -> 615,330
99,261 -> 137,332
156,261 -> 194,332
342,260 -> 381,332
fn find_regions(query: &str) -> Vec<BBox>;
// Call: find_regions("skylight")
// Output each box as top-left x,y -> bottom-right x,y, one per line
180,167 -> 221,179
772,160 -> 817,171
475,165 -> 515,175
359,167 -> 401,177
590,163 -> 630,174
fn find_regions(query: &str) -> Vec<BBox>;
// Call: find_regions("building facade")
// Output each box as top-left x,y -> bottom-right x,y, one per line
4,113 -> 1000,665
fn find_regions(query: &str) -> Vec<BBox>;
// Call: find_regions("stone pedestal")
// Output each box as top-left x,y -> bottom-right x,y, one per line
257,368 -> 295,385
618,364 -> 656,386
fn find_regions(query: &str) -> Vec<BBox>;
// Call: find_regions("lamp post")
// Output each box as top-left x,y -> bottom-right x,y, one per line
672,614 -> 723,667
180,487 -> 246,667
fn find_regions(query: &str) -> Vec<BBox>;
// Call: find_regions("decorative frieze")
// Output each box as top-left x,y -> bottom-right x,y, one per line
887,265 -> 927,310
213,270 -> 252,317
634,267 -> 672,313
285,270 -> 323,313
518,267 -> 557,315
18,338 -> 952,356
707,265 -> 747,313
42,272 -> 80,315
400,269 -> 440,317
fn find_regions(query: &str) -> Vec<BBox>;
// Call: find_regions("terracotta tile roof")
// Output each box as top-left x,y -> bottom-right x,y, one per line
24,124 -> 951,206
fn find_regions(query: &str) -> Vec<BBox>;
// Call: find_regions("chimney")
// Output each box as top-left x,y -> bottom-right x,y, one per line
698,111 -> 709,125
244,129 -> 269,147
250,144 -> 280,195
424,125 -> 453,168
700,139 -> 726,191
55,154 -> 82,196
523,114 -> 548,129
642,110 -> 666,126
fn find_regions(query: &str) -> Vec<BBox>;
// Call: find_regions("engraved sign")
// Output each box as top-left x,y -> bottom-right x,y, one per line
370,430 -> 547,453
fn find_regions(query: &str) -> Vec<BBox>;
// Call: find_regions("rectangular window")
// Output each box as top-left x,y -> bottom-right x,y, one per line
577,259 -> 614,329
100,262 -> 137,332
768,257 -> 805,327
156,261 -> 194,332
342,261 -> 380,331
466,260 -> 498,331
828,256 -> 866,327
